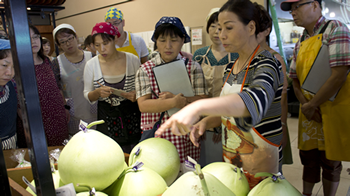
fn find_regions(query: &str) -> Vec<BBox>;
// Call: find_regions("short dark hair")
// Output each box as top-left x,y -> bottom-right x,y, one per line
42,37 -> 51,45
315,0 -> 322,9
206,12 -> 219,33
54,28 -> 77,46
92,33 -> 115,44
255,3 -> 272,34
0,49 -> 11,60
220,0 -> 261,36
152,23 -> 185,41
29,24 -> 46,61
84,35 -> 93,47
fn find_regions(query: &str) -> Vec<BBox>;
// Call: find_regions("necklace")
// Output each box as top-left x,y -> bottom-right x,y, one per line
232,45 -> 260,81
224,45 -> 261,92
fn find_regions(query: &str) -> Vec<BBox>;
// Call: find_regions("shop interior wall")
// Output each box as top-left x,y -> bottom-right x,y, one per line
56,0 -> 265,52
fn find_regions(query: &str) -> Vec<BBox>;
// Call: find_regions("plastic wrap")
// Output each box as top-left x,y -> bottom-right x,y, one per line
10,149 -> 31,168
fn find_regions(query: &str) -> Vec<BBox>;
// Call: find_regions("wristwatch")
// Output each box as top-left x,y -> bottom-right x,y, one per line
64,105 -> 71,110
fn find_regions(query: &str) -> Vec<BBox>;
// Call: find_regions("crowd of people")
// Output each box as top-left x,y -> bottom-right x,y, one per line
1,0 -> 349,194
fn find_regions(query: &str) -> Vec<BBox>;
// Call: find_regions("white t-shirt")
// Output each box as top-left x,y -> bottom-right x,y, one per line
115,31 -> 149,59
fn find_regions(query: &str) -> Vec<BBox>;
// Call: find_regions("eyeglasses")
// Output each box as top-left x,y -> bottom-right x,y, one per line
59,36 -> 75,45
289,1 -> 314,14
110,20 -> 122,26
31,34 -> 40,40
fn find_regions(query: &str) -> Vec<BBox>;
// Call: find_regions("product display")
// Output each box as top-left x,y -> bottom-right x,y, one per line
6,120 -> 302,196
248,173 -> 302,196
58,121 -> 125,192
5,121 -> 301,196
128,138 -> 181,186
104,162 -> 167,196
162,158 -> 236,196
202,162 -> 250,196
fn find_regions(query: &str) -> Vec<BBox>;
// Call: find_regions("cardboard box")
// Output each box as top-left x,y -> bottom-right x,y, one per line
6,151 -> 130,196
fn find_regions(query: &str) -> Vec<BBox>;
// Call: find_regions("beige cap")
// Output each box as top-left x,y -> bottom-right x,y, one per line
206,8 -> 220,22
52,23 -> 76,39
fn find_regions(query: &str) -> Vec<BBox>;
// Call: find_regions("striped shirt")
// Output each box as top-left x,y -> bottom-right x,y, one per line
289,16 -> 350,78
224,50 -> 283,146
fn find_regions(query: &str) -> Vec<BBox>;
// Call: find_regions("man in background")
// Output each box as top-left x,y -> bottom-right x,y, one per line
105,7 -> 149,64
281,0 -> 350,195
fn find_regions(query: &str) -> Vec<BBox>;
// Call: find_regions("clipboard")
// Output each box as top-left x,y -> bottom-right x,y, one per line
152,59 -> 194,116
301,44 -> 337,101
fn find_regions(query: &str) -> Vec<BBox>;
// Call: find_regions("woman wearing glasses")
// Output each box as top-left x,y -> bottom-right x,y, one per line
52,24 -> 97,136
28,25 -> 69,146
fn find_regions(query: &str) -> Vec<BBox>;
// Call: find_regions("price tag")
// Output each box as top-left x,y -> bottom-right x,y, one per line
56,183 -> 76,196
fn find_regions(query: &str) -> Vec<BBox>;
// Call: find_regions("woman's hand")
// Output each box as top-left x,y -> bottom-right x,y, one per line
159,92 -> 175,99
121,91 -> 137,102
190,119 -> 208,147
97,85 -> 112,98
172,93 -> 187,109
155,102 -> 201,138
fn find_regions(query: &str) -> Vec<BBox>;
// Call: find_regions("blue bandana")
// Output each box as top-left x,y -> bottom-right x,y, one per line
0,39 -> 10,50
105,7 -> 124,22
151,17 -> 191,43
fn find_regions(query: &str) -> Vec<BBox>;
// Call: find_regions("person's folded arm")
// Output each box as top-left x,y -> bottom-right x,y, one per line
186,95 -> 209,103
137,93 -> 187,113
301,66 -> 350,121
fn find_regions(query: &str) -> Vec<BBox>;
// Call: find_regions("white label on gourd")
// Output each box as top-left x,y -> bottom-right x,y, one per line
22,176 -> 36,194
79,120 -> 88,132
55,183 -> 76,196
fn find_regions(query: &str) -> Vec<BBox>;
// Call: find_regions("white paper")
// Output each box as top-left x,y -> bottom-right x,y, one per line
110,87 -> 127,97
192,28 -> 202,45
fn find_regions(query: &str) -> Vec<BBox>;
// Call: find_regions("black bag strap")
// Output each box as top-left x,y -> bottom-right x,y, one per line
300,20 -> 332,42
184,58 -> 189,66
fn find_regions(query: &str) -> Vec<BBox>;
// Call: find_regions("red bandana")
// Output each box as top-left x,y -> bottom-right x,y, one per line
91,22 -> 121,37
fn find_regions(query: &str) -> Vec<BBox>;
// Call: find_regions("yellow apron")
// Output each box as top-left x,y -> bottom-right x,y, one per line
296,34 -> 325,152
116,32 -> 139,58
296,30 -> 350,161
221,46 -> 279,189
200,46 -> 231,97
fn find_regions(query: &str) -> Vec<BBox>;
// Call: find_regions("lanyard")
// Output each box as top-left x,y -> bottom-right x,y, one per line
223,45 -> 260,92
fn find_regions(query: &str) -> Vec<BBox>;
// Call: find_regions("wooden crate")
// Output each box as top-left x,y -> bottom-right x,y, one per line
7,153 -> 130,195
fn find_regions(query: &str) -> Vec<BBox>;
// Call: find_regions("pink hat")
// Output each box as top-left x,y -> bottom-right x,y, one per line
280,0 -> 301,11
91,22 -> 121,37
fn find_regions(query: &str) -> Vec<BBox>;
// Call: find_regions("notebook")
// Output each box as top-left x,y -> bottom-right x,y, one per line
301,45 -> 337,101
152,59 -> 194,116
